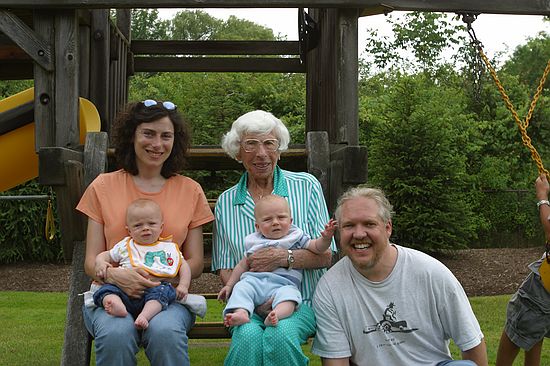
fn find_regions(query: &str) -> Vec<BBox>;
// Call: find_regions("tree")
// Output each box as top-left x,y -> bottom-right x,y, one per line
364,12 -> 467,75
367,74 -> 479,251
170,10 -> 223,40
130,9 -> 170,40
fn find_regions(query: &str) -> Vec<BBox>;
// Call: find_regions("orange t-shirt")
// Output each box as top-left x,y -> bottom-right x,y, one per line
76,169 -> 214,250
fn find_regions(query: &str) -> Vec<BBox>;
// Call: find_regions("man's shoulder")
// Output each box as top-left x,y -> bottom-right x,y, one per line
321,257 -> 350,282
397,245 -> 455,278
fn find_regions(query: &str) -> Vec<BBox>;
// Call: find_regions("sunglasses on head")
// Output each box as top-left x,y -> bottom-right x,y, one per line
141,99 -> 177,110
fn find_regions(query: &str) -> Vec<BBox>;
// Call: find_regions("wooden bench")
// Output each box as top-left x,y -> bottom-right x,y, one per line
59,131 -> 330,364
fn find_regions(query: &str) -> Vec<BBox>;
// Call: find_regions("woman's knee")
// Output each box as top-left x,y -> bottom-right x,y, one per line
145,304 -> 193,345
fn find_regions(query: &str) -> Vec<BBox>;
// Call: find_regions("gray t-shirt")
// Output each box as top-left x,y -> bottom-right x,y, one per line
312,245 -> 483,366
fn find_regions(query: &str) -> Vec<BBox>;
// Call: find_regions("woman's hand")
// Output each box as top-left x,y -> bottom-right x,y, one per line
105,267 -> 159,299
247,247 -> 286,272
247,246 -> 332,272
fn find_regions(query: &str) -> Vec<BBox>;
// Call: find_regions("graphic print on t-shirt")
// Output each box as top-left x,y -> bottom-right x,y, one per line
363,302 -> 419,335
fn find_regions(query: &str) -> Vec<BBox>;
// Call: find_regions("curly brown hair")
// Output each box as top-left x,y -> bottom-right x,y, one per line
112,101 -> 190,178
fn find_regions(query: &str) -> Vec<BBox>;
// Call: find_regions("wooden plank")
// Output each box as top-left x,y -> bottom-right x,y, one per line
306,131 -> 330,197
79,23 -> 90,98
336,8 -> 359,144
83,132 -> 108,187
131,40 -> 300,55
55,9 -> 80,148
116,9 -> 131,41
38,146 -> 83,185
306,8 -> 337,136
133,56 -> 305,73
188,146 -> 308,170
188,322 -> 231,339
89,9 -> 110,133
342,145 -> 367,183
61,240 -> 92,366
53,159 -> 86,261
0,1 -> 548,15
0,10 -> 53,70
33,11 -> 55,149
60,131 -> 108,366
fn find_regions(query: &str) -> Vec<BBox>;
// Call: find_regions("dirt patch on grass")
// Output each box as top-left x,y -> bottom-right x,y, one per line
0,247 -> 544,296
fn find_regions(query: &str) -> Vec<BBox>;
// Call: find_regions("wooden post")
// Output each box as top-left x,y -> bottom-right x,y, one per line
55,9 -> 79,148
79,19 -> 91,99
90,9 -> 110,133
59,160 -> 90,366
306,8 -> 363,210
33,11 -> 56,149
60,132 -> 108,366
307,131 -> 330,198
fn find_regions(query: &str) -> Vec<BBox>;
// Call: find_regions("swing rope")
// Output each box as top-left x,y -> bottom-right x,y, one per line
462,13 -> 550,179
461,14 -> 550,268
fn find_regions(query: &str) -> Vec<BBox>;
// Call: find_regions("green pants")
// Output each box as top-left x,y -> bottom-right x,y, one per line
224,304 -> 316,366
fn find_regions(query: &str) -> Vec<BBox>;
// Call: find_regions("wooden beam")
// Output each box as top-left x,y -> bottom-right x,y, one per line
0,10 -> 53,70
133,56 -> 305,73
0,1 -> 548,15
131,40 -> 301,55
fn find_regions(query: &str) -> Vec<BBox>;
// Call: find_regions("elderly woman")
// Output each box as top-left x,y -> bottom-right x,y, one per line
212,110 -> 335,365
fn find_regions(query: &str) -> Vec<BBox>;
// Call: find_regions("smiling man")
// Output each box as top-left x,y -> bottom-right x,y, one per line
312,187 -> 488,366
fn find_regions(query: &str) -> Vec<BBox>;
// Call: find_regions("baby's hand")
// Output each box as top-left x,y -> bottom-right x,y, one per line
95,262 -> 112,280
217,285 -> 232,302
175,284 -> 189,301
321,219 -> 338,238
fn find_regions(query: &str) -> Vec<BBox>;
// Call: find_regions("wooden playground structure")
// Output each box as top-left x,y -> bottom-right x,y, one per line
0,1 -> 549,365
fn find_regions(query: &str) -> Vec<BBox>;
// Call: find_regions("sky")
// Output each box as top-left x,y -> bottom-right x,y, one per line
159,8 -> 548,60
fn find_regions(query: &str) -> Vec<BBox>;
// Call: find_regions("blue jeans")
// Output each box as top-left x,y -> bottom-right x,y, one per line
83,301 -> 194,365
93,282 -> 176,318
436,361 -> 477,366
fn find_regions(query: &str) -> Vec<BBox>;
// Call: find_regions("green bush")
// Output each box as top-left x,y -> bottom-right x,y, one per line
0,180 -> 62,263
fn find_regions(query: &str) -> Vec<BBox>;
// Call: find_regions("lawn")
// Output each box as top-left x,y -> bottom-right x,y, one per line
0,291 -> 548,365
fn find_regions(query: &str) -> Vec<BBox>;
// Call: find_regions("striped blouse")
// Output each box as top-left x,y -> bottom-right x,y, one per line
212,166 -> 336,305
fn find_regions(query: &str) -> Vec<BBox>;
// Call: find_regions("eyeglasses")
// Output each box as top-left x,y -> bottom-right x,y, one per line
240,138 -> 280,153
141,99 -> 177,110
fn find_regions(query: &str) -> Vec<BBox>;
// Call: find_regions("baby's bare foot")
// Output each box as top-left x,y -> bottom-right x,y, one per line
135,315 -> 149,329
264,310 -> 279,327
103,295 -> 127,317
224,309 -> 250,327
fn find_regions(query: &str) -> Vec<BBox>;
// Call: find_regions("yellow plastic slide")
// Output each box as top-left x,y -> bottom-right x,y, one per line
0,87 -> 101,192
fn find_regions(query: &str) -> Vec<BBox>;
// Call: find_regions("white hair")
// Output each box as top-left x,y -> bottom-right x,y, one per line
221,110 -> 291,160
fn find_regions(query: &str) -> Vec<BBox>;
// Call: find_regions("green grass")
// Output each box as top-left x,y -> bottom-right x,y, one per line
0,291 -> 548,365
